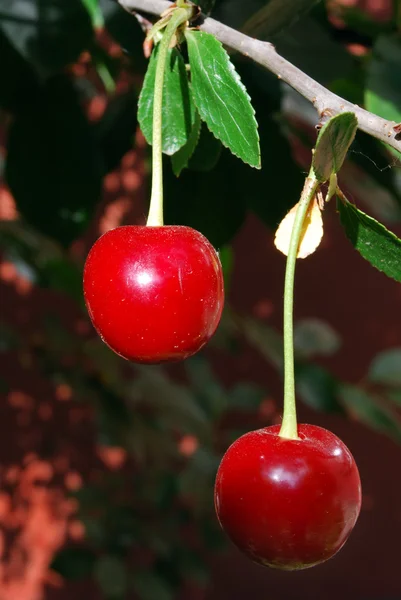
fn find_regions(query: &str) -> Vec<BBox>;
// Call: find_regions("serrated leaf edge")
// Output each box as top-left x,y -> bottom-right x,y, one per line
185,30 -> 261,169
338,196 -> 401,283
137,46 -> 195,156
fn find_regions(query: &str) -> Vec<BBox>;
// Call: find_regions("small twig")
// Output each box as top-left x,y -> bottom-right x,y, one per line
133,12 -> 154,35
117,0 -> 401,155
335,187 -> 349,205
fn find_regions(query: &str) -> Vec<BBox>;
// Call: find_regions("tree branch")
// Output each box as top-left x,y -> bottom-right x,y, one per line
118,0 -> 401,155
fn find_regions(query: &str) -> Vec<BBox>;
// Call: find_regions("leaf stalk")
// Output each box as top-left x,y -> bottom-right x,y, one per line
146,6 -> 193,226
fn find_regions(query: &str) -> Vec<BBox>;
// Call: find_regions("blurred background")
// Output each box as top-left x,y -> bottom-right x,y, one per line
0,0 -> 400,598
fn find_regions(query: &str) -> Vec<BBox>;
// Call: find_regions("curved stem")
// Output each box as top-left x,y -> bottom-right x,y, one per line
146,6 -> 192,226
279,171 -> 319,440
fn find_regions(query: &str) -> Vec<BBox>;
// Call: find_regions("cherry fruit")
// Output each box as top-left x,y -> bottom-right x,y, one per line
83,225 -> 224,363
214,424 -> 361,570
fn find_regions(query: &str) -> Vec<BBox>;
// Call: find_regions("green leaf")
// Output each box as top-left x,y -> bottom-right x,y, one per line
312,112 -> 358,182
296,364 -> 344,414
339,384 -> 401,443
186,122 -> 222,172
366,35 -> 401,158
338,197 -> 401,283
171,110 -> 201,176
94,555 -> 128,597
369,348 -> 401,386
138,46 -> 196,156
294,318 -> 341,359
185,30 -> 260,168
243,0 -> 320,39
5,76 -> 102,246
0,0 -> 93,76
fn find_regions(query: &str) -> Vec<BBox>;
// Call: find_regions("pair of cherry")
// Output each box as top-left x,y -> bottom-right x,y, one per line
83,223 -> 361,571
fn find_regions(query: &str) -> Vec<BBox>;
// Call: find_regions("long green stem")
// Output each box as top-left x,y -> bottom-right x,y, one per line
279,170 -> 319,440
146,7 -> 192,226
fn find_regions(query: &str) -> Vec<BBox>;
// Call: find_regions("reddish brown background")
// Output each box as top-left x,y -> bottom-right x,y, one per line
208,211 -> 401,600
1,0 -> 401,597
2,202 -> 401,600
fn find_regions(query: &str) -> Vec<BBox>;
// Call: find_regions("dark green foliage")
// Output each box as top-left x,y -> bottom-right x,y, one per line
296,364 -> 344,414
95,89 -> 138,174
338,197 -> 401,283
5,76 -> 103,246
185,30 -> 261,168
100,0 -> 147,69
51,547 -> 97,580
313,112 -> 358,182
1,1 -> 401,598
0,30 -> 40,112
164,148 -> 247,248
0,0 -> 93,75
138,47 -> 197,155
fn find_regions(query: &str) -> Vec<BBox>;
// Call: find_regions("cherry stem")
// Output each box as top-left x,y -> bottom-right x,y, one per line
146,6 -> 193,227
279,170 -> 319,440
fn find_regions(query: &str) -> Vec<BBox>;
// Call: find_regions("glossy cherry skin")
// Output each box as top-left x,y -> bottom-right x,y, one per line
214,424 -> 361,570
83,225 -> 224,363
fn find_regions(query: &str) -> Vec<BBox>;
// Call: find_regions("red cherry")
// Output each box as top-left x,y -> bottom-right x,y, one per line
214,424 -> 361,570
83,225 -> 224,363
